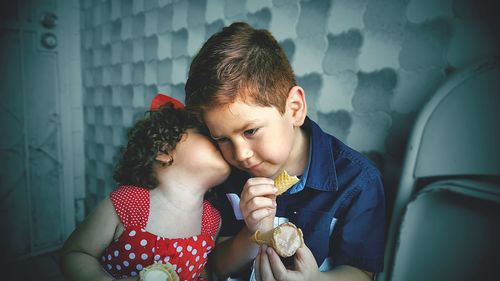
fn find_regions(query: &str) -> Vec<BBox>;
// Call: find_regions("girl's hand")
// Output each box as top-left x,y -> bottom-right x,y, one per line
239,177 -> 277,233
255,244 -> 319,281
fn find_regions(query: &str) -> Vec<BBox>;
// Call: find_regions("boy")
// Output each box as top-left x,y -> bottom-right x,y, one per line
185,22 -> 385,281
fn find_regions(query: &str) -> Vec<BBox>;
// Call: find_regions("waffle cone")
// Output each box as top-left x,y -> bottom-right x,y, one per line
274,170 -> 299,195
250,222 -> 304,257
140,261 -> 179,281
251,228 -> 274,245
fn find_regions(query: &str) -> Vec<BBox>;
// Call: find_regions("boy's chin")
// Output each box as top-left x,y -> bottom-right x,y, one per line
240,167 -> 263,177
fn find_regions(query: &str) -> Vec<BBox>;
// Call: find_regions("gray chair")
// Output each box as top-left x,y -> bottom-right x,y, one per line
377,58 -> 500,281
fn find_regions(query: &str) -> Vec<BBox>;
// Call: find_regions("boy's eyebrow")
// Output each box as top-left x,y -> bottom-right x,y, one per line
210,119 -> 261,139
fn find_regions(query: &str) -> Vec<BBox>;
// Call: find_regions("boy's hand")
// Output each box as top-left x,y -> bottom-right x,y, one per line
239,177 -> 277,233
255,244 -> 319,281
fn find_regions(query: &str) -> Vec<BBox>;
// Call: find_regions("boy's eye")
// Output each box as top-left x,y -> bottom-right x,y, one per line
214,137 -> 229,144
244,128 -> 258,136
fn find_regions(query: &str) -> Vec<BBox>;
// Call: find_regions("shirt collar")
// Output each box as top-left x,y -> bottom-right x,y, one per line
286,117 -> 339,194
301,116 -> 339,192
287,138 -> 312,194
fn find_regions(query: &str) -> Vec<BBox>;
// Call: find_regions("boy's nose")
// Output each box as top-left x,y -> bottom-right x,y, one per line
234,142 -> 253,162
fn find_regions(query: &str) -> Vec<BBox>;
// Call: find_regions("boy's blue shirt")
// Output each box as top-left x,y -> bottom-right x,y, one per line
215,116 -> 386,273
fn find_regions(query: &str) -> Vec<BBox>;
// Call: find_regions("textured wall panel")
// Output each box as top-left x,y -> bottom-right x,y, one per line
80,0 -> 500,212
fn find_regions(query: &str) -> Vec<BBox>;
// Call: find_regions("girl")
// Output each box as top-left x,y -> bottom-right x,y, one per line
61,95 -> 231,281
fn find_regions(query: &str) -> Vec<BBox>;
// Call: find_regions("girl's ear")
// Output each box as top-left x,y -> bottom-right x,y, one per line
155,153 -> 173,165
286,86 -> 308,127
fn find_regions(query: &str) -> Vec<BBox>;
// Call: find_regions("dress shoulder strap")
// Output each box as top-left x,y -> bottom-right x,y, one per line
201,200 -> 221,236
110,185 -> 149,228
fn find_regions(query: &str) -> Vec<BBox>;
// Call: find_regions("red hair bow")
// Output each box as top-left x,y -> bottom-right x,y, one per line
150,93 -> 184,110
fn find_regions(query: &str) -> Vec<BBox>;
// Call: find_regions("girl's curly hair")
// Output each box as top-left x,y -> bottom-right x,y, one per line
113,103 -> 201,189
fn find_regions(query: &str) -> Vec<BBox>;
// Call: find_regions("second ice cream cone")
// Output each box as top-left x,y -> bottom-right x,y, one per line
251,222 -> 304,257
140,261 -> 179,281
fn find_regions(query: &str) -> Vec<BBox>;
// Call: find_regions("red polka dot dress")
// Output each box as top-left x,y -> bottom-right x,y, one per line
100,186 -> 220,280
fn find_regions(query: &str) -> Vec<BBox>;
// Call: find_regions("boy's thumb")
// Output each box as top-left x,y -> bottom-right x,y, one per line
295,243 -> 314,261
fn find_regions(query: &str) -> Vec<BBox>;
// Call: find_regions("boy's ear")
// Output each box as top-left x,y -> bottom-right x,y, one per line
286,86 -> 307,127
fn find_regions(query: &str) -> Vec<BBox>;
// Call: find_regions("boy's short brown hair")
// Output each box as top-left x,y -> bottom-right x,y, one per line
185,22 -> 296,115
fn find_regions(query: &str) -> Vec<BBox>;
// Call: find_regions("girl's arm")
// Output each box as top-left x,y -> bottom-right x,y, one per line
203,219 -> 223,281
61,197 -> 137,281
210,226 -> 260,279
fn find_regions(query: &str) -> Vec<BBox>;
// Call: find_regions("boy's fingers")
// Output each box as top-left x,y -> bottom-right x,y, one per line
246,208 -> 275,225
259,245 -> 276,281
295,244 -> 314,260
240,180 -> 276,223
255,246 -> 262,281
242,178 -> 276,196
294,244 -> 319,274
246,177 -> 275,186
266,246 -> 288,280
242,196 -> 276,213
241,183 -> 277,202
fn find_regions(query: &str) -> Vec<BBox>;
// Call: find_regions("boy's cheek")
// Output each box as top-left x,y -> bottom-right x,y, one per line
219,148 -> 236,163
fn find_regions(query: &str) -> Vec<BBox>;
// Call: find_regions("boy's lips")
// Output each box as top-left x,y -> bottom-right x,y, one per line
244,162 -> 263,171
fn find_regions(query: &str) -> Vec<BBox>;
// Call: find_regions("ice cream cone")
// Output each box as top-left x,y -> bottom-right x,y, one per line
251,222 -> 304,257
140,261 -> 179,281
